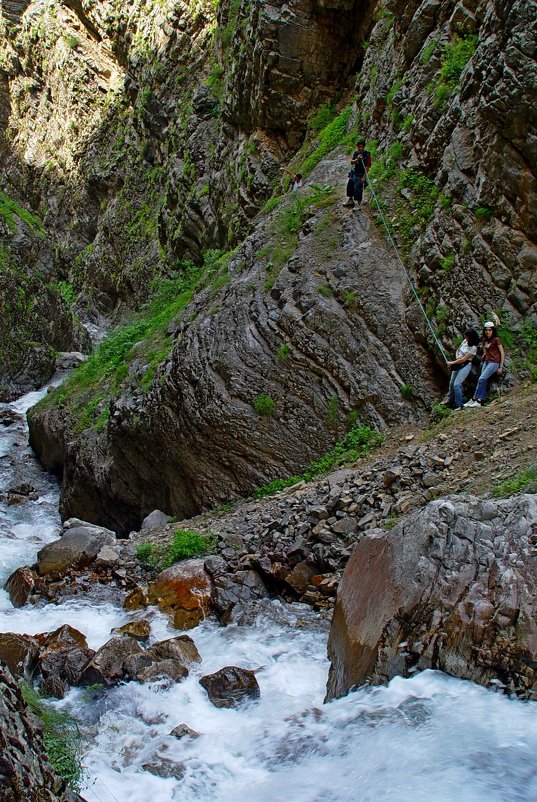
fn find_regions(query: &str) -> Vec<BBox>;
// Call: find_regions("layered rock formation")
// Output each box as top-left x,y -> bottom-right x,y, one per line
326,493 -> 537,700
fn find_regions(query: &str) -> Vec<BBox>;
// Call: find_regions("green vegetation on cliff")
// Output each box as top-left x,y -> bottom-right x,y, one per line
38,248 -> 236,429
253,422 -> 384,499
21,683 -> 82,792
0,191 -> 46,237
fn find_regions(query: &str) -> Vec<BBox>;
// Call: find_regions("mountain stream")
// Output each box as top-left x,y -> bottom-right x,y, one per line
2,388 -> 537,802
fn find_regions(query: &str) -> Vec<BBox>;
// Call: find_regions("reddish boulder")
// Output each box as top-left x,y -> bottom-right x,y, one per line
4,567 -> 37,607
0,633 -> 39,678
147,559 -> 212,630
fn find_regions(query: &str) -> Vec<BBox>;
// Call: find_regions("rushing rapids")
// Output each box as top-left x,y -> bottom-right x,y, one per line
2,387 -> 537,802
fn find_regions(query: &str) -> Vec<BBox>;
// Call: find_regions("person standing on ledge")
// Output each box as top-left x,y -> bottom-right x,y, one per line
343,140 -> 371,210
464,321 -> 505,408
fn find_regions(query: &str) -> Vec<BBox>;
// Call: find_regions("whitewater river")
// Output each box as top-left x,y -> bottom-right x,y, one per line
2,387 -> 537,802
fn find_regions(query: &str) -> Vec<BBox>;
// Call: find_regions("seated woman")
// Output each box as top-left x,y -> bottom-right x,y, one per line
447,328 -> 480,410
464,322 -> 505,408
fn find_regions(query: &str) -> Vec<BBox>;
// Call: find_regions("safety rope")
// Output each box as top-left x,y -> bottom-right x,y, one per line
358,160 -> 449,364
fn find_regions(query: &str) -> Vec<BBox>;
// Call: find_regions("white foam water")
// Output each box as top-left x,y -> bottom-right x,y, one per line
2,387 -> 537,802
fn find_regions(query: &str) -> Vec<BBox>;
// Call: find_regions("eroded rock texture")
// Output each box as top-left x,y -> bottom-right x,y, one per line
0,665 -> 80,801
326,494 -> 537,701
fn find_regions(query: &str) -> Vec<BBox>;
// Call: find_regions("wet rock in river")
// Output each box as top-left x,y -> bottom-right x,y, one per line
111,618 -> 151,641
199,666 -> 261,708
36,524 -> 117,576
0,633 -> 39,678
5,566 -> 37,607
170,723 -> 200,740
147,559 -> 212,630
79,635 -> 143,686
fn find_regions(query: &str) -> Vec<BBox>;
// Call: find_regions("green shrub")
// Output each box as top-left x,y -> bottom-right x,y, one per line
253,476 -> 302,499
400,383 -> 413,399
252,422 -> 383,499
440,35 -> 478,85
327,393 -> 339,427
343,290 -> 358,312
253,393 -> 276,416
310,103 -> 336,131
0,190 -> 46,237
135,542 -> 159,566
162,529 -> 213,567
493,466 -> 537,498
402,114 -> 414,132
300,106 -> 352,176
386,78 -> 403,105
58,280 -> 76,305
318,284 -> 333,297
276,343 -> 292,361
21,683 -> 82,791
63,34 -> 79,49
421,40 -> 437,64
430,34 -> 478,107
475,206 -> 493,220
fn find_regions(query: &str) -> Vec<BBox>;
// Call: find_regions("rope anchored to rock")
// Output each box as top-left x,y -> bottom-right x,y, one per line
361,160 -> 449,365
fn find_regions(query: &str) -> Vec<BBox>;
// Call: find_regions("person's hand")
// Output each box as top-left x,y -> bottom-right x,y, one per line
447,360 -> 454,366
498,366 -> 503,375
361,176 -> 366,183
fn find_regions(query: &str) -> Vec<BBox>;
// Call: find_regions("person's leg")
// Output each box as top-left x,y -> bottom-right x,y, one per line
474,362 -> 499,402
343,177 -> 355,206
452,362 -> 472,408
448,369 -> 457,406
354,176 -> 364,204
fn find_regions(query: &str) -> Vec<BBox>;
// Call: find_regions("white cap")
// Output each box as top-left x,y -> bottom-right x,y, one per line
484,321 -> 494,328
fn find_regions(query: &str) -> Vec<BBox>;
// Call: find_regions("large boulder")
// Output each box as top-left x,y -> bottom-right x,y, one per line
0,633 -> 39,678
123,635 -> 201,683
36,524 -> 116,576
36,626 -> 95,686
199,666 -> 260,708
326,494 -> 537,701
79,635 -> 143,686
147,559 -> 212,630
4,566 -> 38,607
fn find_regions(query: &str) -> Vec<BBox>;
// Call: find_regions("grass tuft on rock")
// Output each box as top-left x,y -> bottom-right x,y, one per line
20,683 -> 82,792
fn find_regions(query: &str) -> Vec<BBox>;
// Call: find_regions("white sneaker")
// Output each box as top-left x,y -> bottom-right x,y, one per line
354,203 -> 362,211
342,199 -> 354,208
463,399 -> 481,408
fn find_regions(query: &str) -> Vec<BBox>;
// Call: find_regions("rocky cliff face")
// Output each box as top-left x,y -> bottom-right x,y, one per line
3,0 -> 536,526
0,665 -> 80,801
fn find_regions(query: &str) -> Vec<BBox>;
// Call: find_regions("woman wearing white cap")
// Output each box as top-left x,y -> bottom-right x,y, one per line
464,322 -> 505,407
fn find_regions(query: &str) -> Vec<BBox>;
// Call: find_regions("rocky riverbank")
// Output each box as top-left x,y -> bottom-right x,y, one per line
5,383 -> 537,701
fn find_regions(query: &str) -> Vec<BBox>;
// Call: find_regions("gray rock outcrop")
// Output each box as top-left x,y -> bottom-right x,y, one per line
326,493 -> 537,700
35,523 -> 116,576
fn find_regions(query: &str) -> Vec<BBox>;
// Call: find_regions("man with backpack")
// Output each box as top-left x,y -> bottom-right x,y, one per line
343,140 -> 371,210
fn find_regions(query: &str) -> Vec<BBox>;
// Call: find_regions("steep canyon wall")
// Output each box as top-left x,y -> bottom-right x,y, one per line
0,0 -> 534,528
